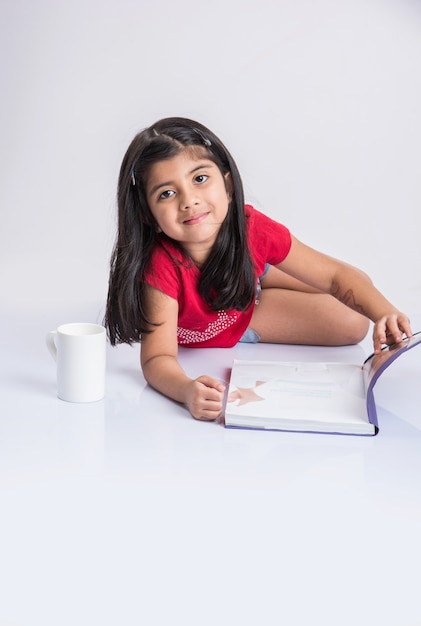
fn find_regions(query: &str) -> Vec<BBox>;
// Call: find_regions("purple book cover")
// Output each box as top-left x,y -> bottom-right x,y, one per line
362,331 -> 421,434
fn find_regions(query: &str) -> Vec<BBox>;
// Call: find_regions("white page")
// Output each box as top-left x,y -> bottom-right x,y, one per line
226,361 -> 367,425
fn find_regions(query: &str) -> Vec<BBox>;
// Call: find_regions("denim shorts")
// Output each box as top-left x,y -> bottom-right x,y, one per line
239,263 -> 270,344
239,327 -> 261,343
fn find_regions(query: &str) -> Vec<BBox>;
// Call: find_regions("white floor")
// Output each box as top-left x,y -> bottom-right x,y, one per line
1,311 -> 421,626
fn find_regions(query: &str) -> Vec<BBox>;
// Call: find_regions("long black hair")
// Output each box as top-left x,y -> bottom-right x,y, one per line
105,117 -> 256,345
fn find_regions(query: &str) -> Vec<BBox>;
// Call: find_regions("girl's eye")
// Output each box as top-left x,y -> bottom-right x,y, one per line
159,189 -> 175,200
195,174 -> 208,184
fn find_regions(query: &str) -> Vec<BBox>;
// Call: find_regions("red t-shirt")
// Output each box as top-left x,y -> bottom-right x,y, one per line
143,205 -> 291,347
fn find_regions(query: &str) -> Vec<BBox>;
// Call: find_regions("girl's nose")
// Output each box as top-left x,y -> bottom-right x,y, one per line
180,189 -> 199,210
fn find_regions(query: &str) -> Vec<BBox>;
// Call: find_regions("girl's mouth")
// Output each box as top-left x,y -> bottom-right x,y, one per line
182,212 -> 209,225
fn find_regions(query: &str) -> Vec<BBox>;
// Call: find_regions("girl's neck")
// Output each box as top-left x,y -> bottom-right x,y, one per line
183,243 -> 212,269
189,252 -> 206,270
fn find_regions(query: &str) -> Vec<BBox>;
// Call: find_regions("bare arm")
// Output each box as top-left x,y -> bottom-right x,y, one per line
140,285 -> 225,420
278,236 -> 412,353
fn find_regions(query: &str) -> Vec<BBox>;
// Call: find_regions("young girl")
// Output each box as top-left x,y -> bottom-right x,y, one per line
105,117 -> 412,421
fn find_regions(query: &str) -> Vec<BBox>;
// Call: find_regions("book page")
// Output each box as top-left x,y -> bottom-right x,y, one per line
227,361 -> 367,425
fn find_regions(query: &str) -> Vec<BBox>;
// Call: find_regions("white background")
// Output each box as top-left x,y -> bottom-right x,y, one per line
1,0 -> 420,322
1,2 -> 421,626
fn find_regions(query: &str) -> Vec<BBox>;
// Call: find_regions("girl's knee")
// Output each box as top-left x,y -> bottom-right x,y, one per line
346,314 -> 370,345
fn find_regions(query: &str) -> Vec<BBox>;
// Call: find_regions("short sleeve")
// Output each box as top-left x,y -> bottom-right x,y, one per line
246,205 -> 292,275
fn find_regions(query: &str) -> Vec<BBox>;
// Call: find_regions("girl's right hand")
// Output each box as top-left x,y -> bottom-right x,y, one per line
373,312 -> 412,354
185,375 -> 226,421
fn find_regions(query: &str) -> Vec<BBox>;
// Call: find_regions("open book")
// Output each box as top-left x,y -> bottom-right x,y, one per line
224,332 -> 421,436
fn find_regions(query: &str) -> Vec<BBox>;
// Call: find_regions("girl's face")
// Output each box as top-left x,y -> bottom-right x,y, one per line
145,148 -> 232,266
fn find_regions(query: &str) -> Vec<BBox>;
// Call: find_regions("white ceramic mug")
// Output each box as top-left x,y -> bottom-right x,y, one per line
46,323 -> 106,402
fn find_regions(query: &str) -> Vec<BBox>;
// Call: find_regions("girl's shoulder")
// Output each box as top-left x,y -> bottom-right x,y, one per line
244,204 -> 289,232
144,237 -> 194,301
146,235 -> 194,281
150,235 -> 190,267
244,204 -> 291,265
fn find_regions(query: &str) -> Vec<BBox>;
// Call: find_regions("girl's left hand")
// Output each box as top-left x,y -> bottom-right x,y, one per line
373,313 -> 412,354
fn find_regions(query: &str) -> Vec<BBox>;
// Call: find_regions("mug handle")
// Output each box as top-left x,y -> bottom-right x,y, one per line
46,331 -> 58,361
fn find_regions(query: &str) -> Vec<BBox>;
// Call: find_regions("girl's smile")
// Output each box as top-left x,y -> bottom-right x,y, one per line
182,211 -> 210,226
146,149 -> 232,265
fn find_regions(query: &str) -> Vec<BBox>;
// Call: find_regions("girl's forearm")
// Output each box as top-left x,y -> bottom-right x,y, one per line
330,266 -> 399,322
141,353 -> 226,420
142,354 -> 192,404
330,266 -> 412,350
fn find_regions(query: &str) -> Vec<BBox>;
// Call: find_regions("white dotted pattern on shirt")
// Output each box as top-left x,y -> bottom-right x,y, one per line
177,310 -> 239,345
